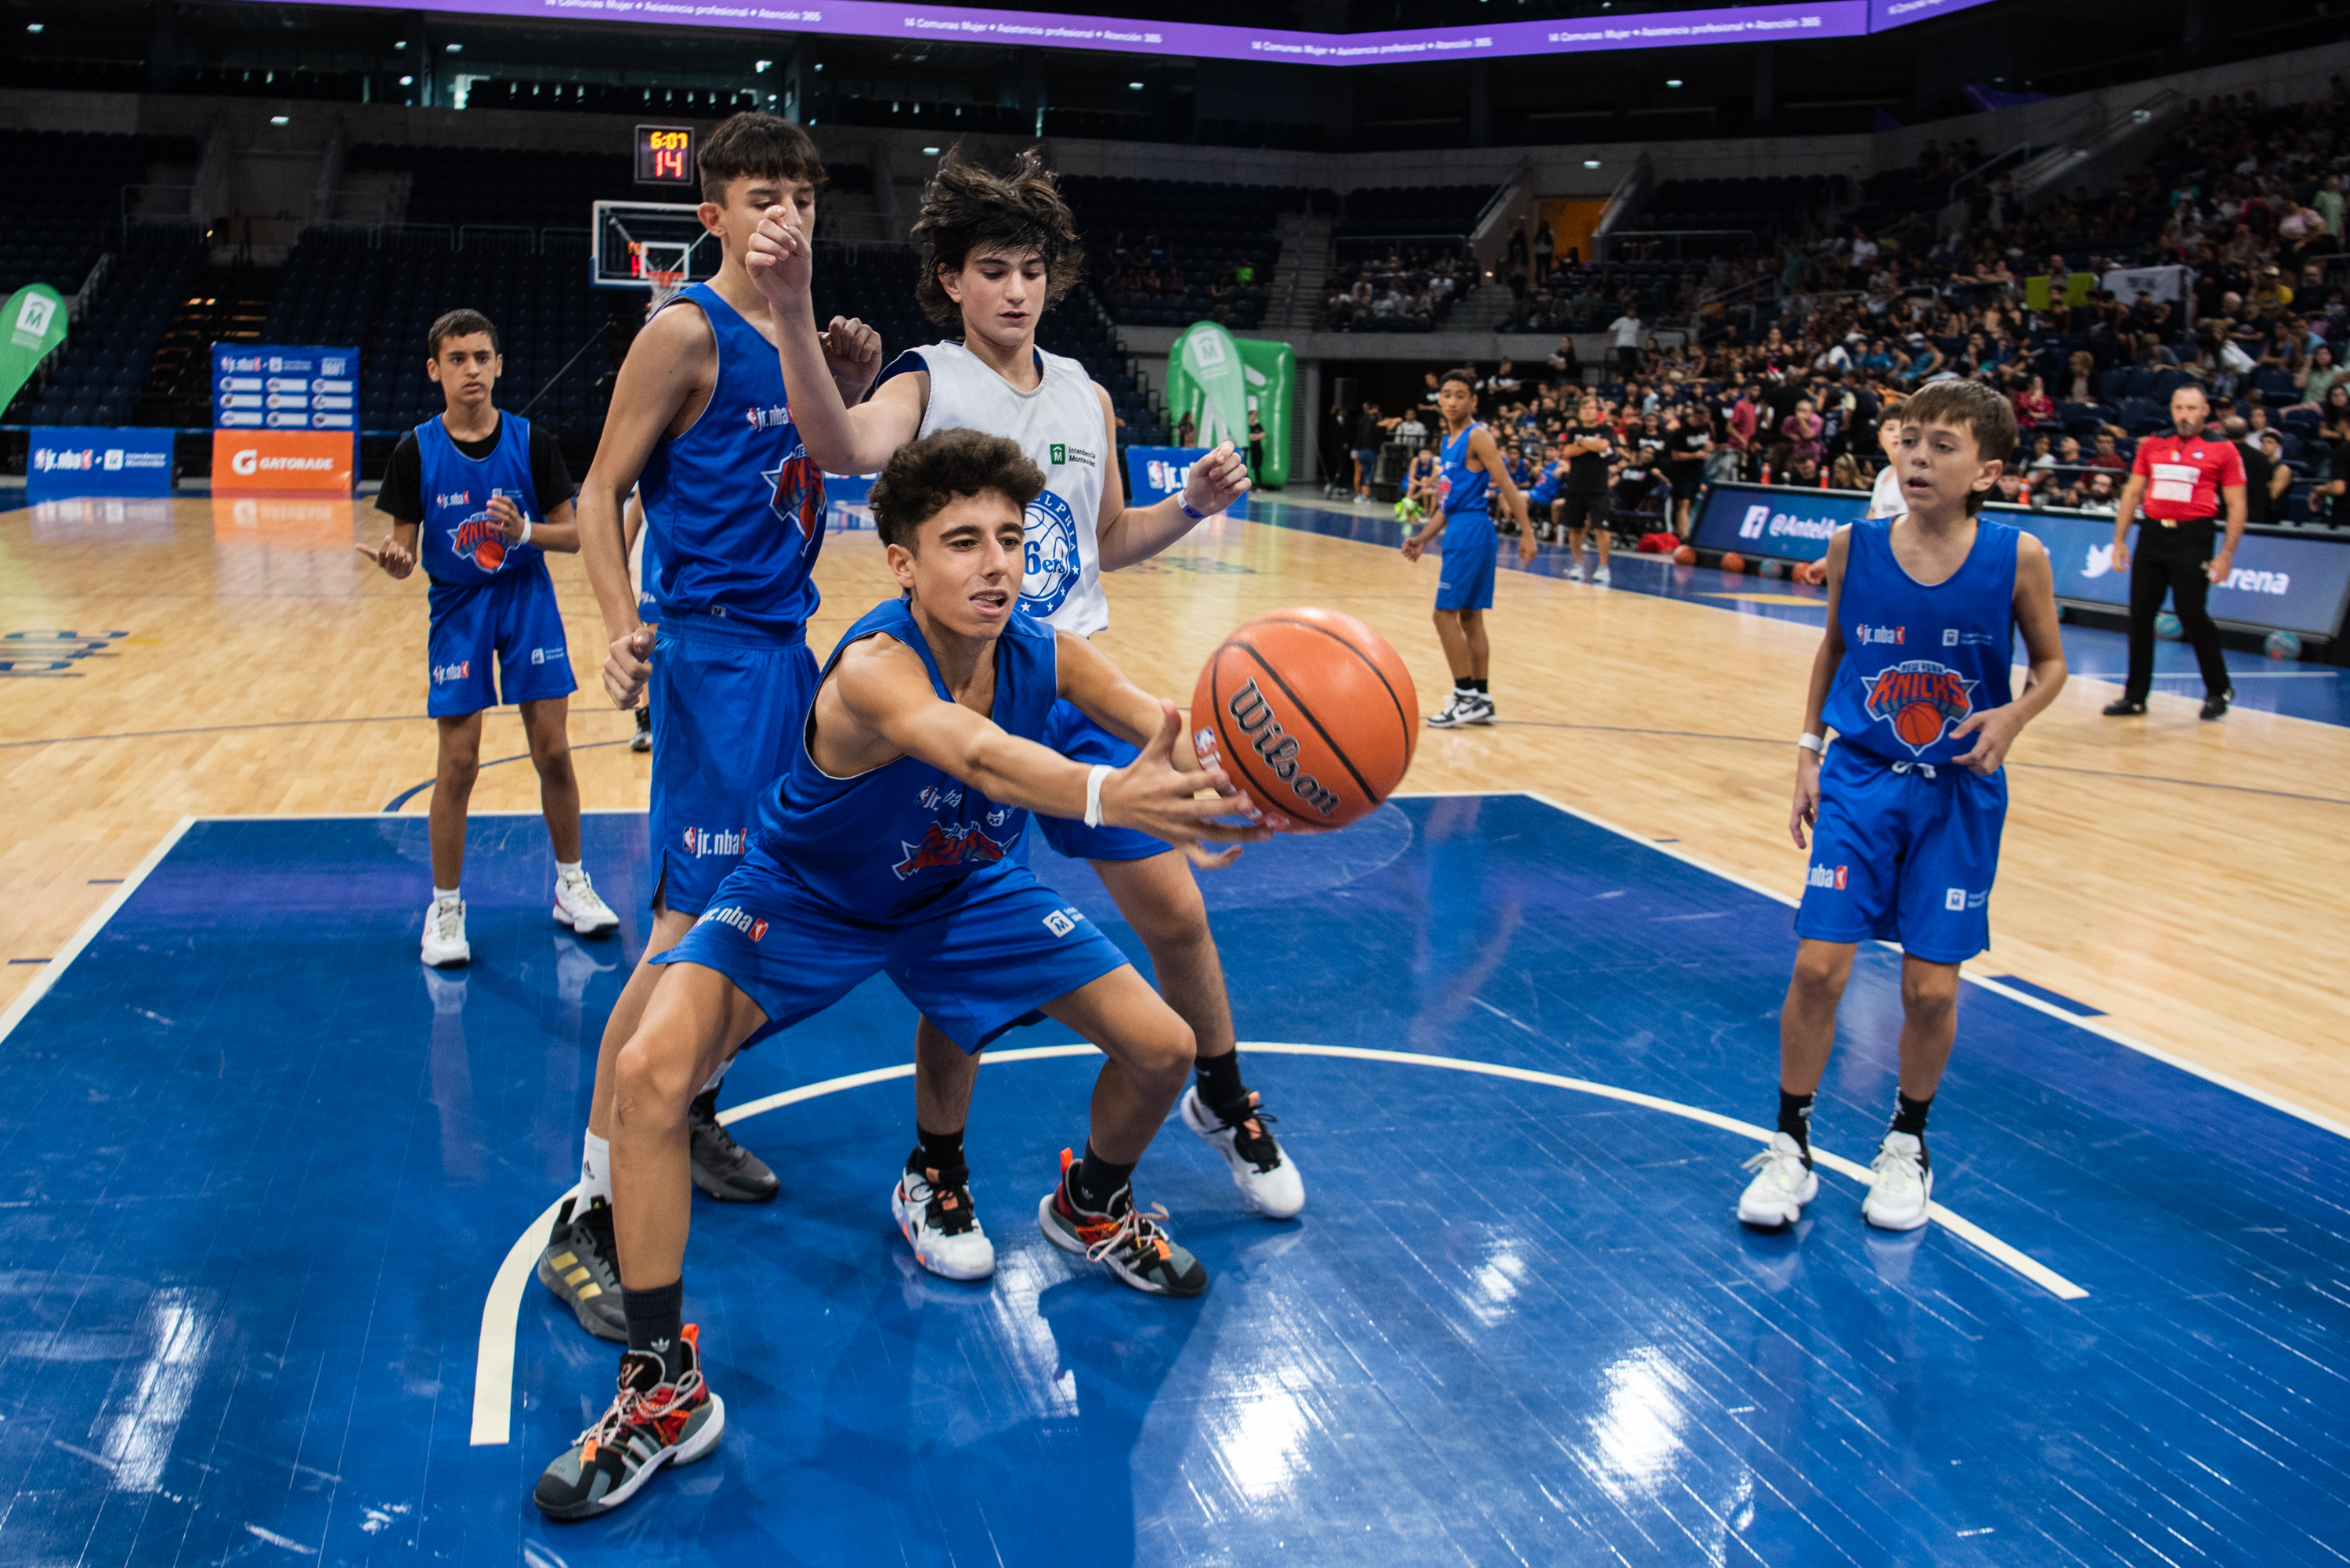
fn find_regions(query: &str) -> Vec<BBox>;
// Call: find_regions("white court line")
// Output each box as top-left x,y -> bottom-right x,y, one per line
1513,789 -> 2350,1145
0,815 -> 193,1052
466,1039 -> 2085,1447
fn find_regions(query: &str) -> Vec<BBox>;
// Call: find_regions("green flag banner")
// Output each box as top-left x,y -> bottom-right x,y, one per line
1164,323 -> 1293,488
0,284 -> 68,417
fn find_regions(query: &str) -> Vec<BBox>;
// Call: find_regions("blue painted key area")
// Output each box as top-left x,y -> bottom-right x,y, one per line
4,799 -> 2347,1565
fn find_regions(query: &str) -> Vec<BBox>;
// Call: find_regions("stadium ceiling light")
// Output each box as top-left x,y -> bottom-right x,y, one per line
1584,158 -> 1601,168
446,42 -> 462,52
270,114 -> 290,125
923,145 -> 941,154
25,20 -> 42,30
400,74 -> 414,85
1129,81 -> 1143,89
393,37 -> 406,47
812,61 -> 822,70
1665,78 -> 1682,87
755,58 -> 772,70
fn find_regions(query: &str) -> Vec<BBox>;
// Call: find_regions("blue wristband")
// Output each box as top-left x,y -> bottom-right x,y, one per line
1178,497 -> 1209,522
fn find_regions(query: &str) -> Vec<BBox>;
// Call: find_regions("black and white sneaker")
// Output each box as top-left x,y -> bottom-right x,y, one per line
631,706 -> 653,753
1426,691 -> 1480,728
1038,1151 -> 1208,1298
1465,693 -> 1496,725
892,1150 -> 996,1281
533,1327 -> 724,1519
688,1089 -> 779,1203
1180,1086 -> 1304,1219
537,1197 -> 627,1342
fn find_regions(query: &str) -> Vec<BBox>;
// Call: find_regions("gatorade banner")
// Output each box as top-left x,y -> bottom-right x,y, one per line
211,431 -> 356,495
27,427 -> 175,500
1164,323 -> 1293,489
0,284 -> 68,416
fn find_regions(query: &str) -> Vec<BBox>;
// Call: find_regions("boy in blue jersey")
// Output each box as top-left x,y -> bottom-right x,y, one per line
530,428 -> 1265,1520
539,113 -> 886,1339
1401,368 -> 1535,728
360,308 -> 620,966
1737,379 -> 2067,1234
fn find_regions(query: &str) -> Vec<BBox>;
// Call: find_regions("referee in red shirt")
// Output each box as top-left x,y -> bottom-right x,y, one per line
2106,383 -> 2246,721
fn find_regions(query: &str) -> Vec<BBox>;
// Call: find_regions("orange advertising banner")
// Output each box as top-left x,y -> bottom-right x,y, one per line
211,431 -> 354,494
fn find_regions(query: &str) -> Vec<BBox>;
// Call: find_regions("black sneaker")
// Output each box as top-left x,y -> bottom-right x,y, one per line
1036,1150 -> 1209,1298
2200,692 -> 2229,721
631,706 -> 652,753
537,1197 -> 626,1342
2101,698 -> 2147,717
689,1088 -> 779,1202
533,1327 -> 725,1519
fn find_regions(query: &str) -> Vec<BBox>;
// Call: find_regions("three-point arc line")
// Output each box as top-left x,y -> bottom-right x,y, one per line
467,1039 -> 2090,1447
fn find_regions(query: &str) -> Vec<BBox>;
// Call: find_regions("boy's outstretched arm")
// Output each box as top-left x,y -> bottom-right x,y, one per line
745,204 -> 917,475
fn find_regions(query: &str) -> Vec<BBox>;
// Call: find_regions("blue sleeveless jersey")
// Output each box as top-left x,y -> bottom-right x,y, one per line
639,282 -> 825,636
1822,518 -> 2019,769
416,413 -> 544,587
758,595 -> 1061,922
1436,422 -> 1491,517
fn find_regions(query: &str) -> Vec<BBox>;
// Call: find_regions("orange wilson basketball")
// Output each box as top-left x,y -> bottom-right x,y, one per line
1191,607 -> 1417,833
1672,544 -> 1696,565
1719,551 -> 1747,574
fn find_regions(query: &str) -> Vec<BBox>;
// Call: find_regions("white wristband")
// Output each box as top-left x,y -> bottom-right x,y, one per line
1082,763 -> 1113,829
1797,732 -> 1825,754
519,518 -> 533,547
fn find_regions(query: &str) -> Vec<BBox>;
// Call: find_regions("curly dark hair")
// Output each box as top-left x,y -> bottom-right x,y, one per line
698,111 -> 826,204
870,427 -> 1046,549
909,144 -> 1084,328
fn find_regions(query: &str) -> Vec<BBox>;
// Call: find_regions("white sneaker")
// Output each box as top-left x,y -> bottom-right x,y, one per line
1736,1132 -> 1817,1228
1590,565 -> 1611,587
1567,560 -> 1586,583
1426,691 -> 1480,728
1180,1086 -> 1305,1219
1862,1131 -> 1933,1231
1465,693 -> 1496,725
421,896 -> 470,968
553,869 -> 620,936
892,1157 -> 996,1281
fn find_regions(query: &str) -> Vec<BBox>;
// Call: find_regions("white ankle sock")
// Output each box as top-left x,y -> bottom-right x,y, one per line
556,859 -> 583,883
579,1130 -> 613,1209
432,885 -> 460,905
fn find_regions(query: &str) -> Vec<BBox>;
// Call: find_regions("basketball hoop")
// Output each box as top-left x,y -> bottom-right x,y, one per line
646,269 -> 686,315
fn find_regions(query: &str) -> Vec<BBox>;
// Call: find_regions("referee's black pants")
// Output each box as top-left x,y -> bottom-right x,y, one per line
2124,518 -> 2230,701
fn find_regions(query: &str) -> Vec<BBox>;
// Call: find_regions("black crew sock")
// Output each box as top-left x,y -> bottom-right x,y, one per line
1777,1089 -> 1816,1165
623,1278 -> 686,1382
1470,677 -> 1489,695
689,1086 -> 720,1120
1890,1090 -> 1933,1158
914,1123 -> 966,1171
1069,1141 -> 1137,1213
1194,1050 -> 1249,1120
1453,677 -> 1476,695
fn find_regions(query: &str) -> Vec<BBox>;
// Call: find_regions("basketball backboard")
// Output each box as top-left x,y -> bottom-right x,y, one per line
591,200 -> 723,291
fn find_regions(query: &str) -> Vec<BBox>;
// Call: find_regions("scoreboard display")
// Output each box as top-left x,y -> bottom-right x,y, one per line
634,125 -> 695,188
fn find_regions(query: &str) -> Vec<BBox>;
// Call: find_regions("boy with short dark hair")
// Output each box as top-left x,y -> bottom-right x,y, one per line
360,308 -> 617,966
1737,378 -> 2068,1232
530,428 -> 1263,1520
1402,367 -> 1535,727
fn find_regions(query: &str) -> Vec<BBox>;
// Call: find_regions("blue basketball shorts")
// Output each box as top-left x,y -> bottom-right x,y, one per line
1793,742 -> 2008,964
424,562 -> 576,717
654,847 -> 1132,1053
1027,699 -> 1170,864
1435,512 -> 1498,612
648,612 -> 818,917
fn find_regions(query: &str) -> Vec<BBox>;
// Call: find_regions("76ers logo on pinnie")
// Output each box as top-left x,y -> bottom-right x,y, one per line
1861,660 -> 1976,754
1020,490 -> 1082,616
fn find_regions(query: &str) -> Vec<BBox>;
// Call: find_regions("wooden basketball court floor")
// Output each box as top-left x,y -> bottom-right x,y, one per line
2,491 -> 2348,1566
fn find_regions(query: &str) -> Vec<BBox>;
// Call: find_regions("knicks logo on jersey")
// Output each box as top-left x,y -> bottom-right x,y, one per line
893,820 -> 1010,880
762,446 -> 826,546
448,513 -> 508,573
1019,488 -> 1083,617
1860,659 -> 1976,754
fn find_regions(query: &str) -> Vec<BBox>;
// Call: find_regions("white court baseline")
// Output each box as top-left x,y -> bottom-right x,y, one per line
466,1039 -> 2088,1449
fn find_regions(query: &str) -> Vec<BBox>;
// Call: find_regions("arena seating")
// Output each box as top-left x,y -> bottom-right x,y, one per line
1335,183 -> 1489,245
807,241 -> 1166,446
0,130 -> 198,302
5,227 -> 202,428
1645,175 -> 1838,234
1060,175 -> 1301,332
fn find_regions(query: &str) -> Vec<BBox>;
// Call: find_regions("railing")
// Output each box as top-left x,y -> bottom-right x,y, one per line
458,223 -> 537,253
120,184 -> 197,224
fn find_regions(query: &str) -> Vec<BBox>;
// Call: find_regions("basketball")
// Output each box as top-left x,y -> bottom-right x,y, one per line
1759,558 -> 1785,579
2156,610 -> 2183,641
2266,630 -> 2303,660
1673,544 -> 1696,564
1893,701 -> 1947,750
1720,551 -> 1747,574
1191,607 -> 1418,833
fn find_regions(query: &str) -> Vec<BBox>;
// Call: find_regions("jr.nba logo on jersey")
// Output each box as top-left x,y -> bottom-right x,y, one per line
762,443 -> 826,546
1861,660 -> 1976,754
1020,489 -> 1083,617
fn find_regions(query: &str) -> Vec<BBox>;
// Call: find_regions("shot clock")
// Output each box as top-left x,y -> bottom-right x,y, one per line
634,125 -> 696,188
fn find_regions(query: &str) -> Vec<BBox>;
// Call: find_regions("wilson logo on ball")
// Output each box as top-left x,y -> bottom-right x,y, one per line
1192,607 -> 1418,834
